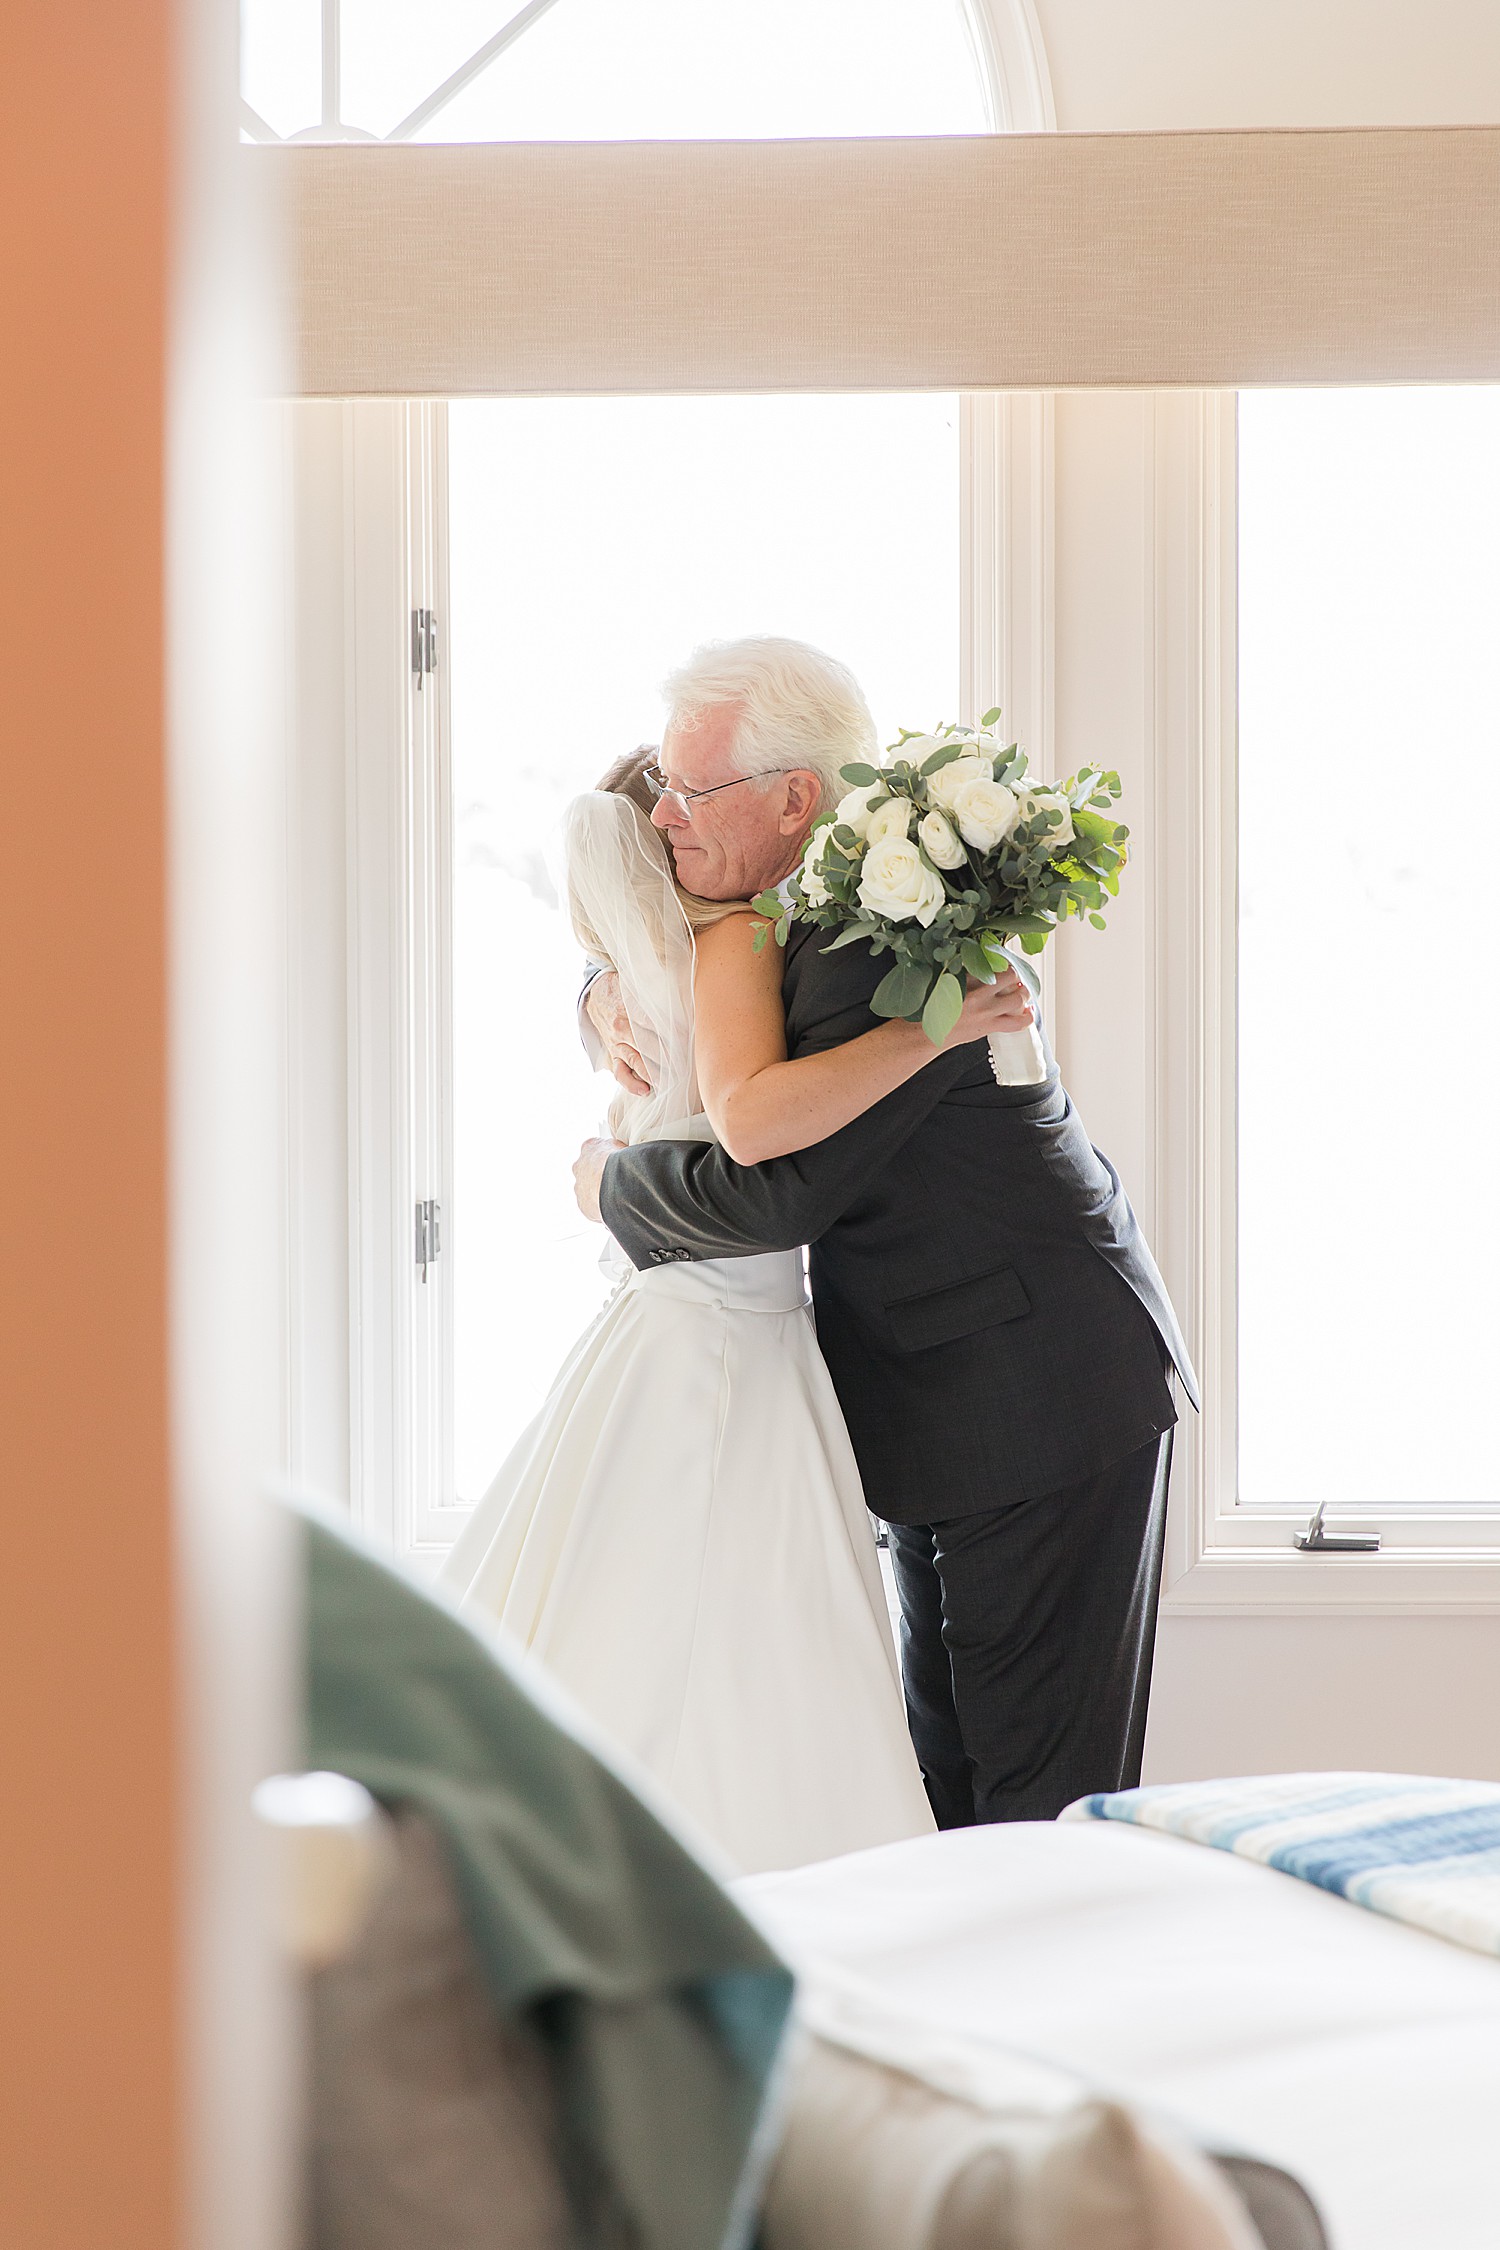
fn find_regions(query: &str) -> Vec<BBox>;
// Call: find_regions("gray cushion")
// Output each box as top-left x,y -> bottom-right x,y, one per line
307,1810 -> 570,2250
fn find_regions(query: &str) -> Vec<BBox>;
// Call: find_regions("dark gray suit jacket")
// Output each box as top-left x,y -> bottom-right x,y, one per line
600,923 -> 1197,1524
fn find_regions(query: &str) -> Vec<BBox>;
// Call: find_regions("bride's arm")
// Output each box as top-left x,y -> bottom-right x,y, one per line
693,911 -> 1032,1165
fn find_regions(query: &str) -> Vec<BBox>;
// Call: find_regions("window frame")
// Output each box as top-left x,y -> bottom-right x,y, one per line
340,400 -> 460,1563
1149,391 -> 1500,1614
329,387 -> 1051,1570
295,393 -> 1500,1606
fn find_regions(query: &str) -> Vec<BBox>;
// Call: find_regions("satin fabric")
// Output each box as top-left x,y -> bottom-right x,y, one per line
440,1246 -> 935,1875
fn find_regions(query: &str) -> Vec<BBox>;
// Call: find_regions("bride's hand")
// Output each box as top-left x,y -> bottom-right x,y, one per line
586,970 -> 652,1096
936,967 -> 1035,1051
574,1136 -> 625,1223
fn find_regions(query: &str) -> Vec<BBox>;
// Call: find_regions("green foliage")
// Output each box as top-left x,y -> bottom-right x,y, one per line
922,972 -> 965,1044
871,960 -> 934,1019
777,718 -> 1130,1042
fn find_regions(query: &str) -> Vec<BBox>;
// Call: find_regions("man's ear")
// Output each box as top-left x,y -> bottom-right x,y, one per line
778,770 -> 823,833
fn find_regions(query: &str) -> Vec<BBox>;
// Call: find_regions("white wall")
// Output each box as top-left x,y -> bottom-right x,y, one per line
1032,0 -> 1500,131
1029,0 -> 1500,1785
1148,1614 -> 1500,1782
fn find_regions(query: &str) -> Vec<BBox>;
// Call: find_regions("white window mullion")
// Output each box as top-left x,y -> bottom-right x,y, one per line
1148,389 -> 1236,1602
406,402 -> 458,1560
344,398 -> 452,1569
960,389 -> 1058,1042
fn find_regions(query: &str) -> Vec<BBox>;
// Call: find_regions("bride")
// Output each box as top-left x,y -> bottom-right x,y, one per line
440,753 -> 1017,1875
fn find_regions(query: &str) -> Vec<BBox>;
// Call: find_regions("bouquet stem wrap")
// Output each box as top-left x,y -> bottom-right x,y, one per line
986,954 -> 1047,1086
987,1023 -> 1048,1086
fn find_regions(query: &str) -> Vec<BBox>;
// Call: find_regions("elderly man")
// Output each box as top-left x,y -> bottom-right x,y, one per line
575,637 -> 1196,1827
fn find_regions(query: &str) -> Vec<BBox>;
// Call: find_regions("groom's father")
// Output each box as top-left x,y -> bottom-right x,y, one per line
575,639 -> 1198,1826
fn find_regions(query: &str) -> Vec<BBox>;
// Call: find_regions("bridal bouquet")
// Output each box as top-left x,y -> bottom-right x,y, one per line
751,714 -> 1128,1086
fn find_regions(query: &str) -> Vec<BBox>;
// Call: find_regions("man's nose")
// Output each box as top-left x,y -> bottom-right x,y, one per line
651,794 -> 683,830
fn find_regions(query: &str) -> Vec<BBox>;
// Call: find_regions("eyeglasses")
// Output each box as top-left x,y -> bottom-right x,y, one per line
641,762 -> 788,820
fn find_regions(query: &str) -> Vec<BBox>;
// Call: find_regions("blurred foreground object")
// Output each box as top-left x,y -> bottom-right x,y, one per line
253,1770 -> 391,1970
292,1502 -> 793,2250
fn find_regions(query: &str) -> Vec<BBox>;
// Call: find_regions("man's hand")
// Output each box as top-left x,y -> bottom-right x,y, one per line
585,970 -> 651,1097
574,1136 -> 624,1224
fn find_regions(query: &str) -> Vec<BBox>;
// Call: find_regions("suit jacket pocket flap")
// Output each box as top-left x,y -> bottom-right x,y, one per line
885,1265 -> 1032,1353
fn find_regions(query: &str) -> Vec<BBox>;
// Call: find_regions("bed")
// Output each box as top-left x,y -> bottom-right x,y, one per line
738,1810 -> 1500,2250
288,1511 -> 1498,2248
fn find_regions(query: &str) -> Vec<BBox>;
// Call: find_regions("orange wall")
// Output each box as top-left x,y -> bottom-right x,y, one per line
0,5 -> 180,2246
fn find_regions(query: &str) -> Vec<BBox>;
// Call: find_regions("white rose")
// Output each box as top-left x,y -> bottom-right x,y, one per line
857,838 -> 947,928
798,821 -> 835,906
948,774 -> 1020,853
832,787 -> 880,840
866,794 -> 914,845
918,808 -> 967,869
1019,790 -> 1075,848
926,754 -> 996,817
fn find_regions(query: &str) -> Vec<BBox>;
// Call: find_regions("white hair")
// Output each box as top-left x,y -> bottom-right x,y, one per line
662,637 -> 877,817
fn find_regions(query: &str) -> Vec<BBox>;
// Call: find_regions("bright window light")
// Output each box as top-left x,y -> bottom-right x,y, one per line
1237,387 -> 1500,1516
240,0 -> 990,143
448,393 -> 961,1498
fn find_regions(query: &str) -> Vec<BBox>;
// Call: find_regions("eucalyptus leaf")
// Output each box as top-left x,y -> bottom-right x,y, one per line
871,960 -> 934,1020
922,971 -> 965,1047
840,762 -> 879,786
820,920 -> 883,952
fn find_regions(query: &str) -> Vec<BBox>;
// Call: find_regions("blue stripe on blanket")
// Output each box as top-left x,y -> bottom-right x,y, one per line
1272,1809 -> 1500,1891
1064,1773 -> 1500,1960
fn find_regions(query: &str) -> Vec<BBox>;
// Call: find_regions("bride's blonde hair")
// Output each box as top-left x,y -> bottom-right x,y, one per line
580,746 -> 752,946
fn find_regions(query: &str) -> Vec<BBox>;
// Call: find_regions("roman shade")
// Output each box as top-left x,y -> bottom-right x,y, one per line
261,126 -> 1500,397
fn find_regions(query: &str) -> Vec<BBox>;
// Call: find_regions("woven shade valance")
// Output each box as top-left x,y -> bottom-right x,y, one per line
259,127 -> 1500,397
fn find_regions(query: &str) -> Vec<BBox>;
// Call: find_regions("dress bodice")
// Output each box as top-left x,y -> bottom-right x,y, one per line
603,1237 -> 810,1315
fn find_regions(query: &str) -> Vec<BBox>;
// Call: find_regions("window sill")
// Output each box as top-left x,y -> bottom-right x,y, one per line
1163,1544 -> 1500,1616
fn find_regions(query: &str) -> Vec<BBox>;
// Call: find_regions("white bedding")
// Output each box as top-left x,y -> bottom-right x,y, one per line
737,1820 -> 1500,2250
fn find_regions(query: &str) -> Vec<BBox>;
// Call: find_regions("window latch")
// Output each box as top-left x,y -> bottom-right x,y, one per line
416,1199 -> 441,1282
411,608 -> 438,689
1294,1500 -> 1380,1553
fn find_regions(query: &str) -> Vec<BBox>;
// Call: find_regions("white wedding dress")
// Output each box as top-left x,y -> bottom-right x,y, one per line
440,793 -> 934,1876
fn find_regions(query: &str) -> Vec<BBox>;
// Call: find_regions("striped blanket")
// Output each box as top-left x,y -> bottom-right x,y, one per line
1065,1772 -> 1500,1960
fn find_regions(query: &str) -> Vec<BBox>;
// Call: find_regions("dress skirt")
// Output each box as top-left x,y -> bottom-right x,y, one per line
440,1247 -> 934,1875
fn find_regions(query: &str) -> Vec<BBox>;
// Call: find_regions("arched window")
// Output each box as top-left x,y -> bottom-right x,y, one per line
240,0 -> 1027,146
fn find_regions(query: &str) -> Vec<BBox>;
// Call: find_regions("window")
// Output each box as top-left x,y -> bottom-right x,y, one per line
241,0 -> 991,145
1236,388 -> 1500,1527
1133,383 -> 1500,1605
448,392 -> 961,1497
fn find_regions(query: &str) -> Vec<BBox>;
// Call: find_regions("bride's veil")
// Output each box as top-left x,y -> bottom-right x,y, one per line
565,790 -> 708,1146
